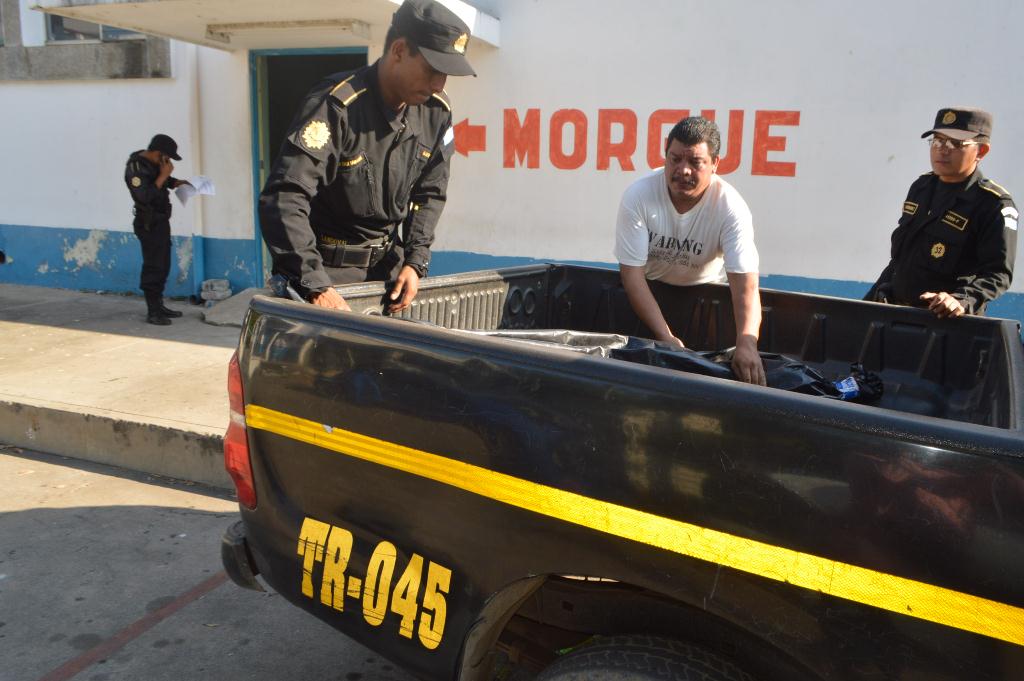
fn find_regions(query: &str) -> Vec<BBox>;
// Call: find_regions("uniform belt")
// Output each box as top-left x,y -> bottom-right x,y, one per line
317,236 -> 393,269
133,205 -> 168,217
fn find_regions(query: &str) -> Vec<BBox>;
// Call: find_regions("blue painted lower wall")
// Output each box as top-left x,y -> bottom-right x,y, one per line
1,224 -> 1021,327
0,224 -> 260,298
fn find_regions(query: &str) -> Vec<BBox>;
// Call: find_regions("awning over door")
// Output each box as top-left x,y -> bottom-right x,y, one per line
32,0 -> 499,51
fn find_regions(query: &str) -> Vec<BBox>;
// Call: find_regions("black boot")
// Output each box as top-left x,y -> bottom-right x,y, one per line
145,294 -> 172,326
159,302 -> 183,318
147,310 -> 171,326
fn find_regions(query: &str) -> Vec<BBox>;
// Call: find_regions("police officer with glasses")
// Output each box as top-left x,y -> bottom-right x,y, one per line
866,107 -> 1017,318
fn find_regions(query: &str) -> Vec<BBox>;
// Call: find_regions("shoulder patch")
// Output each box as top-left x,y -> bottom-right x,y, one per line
430,91 -> 452,112
329,75 -> 366,107
1003,206 -> 1018,231
980,178 -> 1012,199
300,120 -> 331,151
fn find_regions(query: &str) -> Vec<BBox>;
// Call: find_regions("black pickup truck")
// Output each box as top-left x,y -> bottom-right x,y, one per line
222,264 -> 1024,681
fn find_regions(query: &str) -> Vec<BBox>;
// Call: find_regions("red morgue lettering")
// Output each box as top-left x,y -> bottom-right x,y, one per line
549,109 -> 587,170
646,109 -> 689,169
752,110 -> 800,177
502,108 -> 800,176
504,108 -> 541,169
701,109 -> 744,175
597,109 -> 637,171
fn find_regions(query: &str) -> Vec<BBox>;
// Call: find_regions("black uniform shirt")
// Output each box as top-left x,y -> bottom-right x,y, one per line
125,151 -> 178,219
868,168 -> 1017,314
258,61 -> 456,294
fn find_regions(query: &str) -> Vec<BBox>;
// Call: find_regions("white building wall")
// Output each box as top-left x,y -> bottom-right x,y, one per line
1,0 -> 1022,300
439,0 -> 1024,292
0,41 -> 254,243
0,42 -> 197,236
193,45 -> 255,241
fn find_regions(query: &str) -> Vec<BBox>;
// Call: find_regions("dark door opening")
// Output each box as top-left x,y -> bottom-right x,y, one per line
254,49 -> 368,280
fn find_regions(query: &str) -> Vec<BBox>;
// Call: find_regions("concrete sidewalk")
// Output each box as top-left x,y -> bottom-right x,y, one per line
0,284 -> 264,489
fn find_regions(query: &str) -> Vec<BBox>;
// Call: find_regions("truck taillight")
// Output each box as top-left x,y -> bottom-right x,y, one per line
225,351 -> 257,509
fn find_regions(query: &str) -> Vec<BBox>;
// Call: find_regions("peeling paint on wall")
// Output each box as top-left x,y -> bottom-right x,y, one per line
63,230 -> 108,270
175,238 -> 193,285
1,224 -> 261,297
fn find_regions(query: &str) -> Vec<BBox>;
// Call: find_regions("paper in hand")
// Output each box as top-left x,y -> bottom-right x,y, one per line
175,175 -> 216,206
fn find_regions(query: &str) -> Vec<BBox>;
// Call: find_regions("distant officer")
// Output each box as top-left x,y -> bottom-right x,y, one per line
125,134 -> 189,325
866,108 -> 1017,318
259,0 -> 475,313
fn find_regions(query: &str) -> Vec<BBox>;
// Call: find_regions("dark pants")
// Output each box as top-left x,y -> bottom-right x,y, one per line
134,215 -> 171,303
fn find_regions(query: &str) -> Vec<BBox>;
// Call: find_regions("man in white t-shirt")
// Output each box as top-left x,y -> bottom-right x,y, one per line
615,116 -> 766,385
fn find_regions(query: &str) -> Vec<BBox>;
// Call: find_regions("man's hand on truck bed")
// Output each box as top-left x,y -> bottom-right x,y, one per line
733,335 -> 767,386
309,287 -> 352,311
920,291 -> 965,319
388,266 -> 421,314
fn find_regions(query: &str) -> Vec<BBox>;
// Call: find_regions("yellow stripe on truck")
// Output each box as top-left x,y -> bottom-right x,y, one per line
246,403 -> 1024,647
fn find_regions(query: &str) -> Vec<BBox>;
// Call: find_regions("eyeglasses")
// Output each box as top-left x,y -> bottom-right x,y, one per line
928,137 -> 980,151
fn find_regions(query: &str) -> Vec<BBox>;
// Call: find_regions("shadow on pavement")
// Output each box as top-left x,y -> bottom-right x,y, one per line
1,448 -> 413,681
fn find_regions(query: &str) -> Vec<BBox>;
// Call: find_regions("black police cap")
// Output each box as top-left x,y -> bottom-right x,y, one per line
147,133 -> 182,161
921,107 -> 993,141
392,0 -> 475,77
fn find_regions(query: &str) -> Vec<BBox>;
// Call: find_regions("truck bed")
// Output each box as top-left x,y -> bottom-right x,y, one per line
304,264 -> 1023,430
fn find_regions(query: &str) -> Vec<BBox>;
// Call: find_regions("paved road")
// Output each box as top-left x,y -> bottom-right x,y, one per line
0,446 -> 415,681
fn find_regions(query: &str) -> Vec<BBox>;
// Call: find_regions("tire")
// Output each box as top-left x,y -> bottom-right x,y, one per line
535,635 -> 755,681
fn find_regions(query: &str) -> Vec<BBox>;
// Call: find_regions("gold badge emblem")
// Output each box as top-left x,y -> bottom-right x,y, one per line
942,111 -> 956,125
453,33 -> 468,54
931,243 -> 946,258
903,201 -> 918,215
301,121 -> 331,151
131,176 -> 142,188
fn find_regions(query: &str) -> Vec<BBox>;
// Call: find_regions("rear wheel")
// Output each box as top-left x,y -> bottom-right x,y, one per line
535,635 -> 755,681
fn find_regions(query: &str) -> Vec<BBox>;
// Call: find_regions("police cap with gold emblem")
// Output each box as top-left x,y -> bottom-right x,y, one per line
392,0 -> 475,77
921,107 -> 992,141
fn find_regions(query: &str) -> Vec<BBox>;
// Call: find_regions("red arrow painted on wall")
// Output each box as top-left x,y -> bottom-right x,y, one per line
454,119 -> 487,157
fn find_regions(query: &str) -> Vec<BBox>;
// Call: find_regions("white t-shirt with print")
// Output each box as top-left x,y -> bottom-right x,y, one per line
614,170 -> 759,285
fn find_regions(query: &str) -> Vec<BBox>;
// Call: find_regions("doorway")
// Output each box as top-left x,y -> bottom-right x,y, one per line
251,48 -> 369,282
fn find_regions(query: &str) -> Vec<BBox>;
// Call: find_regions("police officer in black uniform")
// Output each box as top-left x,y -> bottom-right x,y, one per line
125,134 -> 189,325
259,0 -> 475,312
866,108 -> 1017,318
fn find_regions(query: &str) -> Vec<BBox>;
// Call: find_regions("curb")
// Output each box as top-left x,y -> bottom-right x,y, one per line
0,398 -> 232,490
